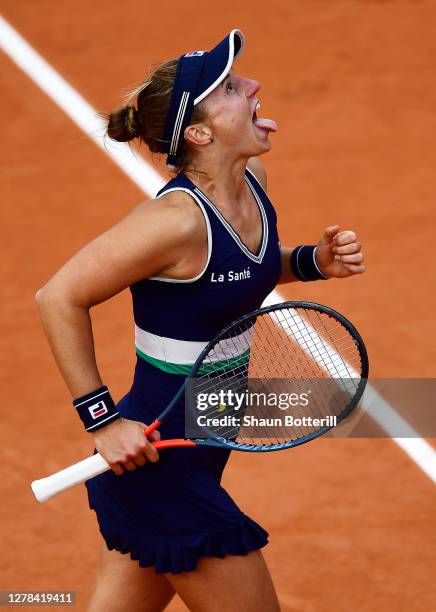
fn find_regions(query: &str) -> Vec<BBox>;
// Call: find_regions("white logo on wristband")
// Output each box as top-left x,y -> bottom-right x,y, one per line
88,401 -> 108,420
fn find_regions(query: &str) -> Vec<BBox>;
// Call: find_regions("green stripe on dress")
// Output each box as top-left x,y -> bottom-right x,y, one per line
136,347 -> 251,376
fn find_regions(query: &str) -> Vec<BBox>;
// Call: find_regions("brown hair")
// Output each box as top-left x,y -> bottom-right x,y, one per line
104,58 -> 207,171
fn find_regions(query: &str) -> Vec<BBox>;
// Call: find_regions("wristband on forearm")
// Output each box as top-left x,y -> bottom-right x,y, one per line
290,245 -> 329,282
73,385 -> 120,432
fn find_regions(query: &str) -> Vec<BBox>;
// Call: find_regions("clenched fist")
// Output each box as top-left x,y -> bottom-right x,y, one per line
316,225 -> 365,279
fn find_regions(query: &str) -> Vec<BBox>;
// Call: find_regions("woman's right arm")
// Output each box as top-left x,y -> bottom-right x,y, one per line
35,193 -> 207,474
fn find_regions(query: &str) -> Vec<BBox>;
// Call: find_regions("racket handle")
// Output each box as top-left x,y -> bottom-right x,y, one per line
31,426 -> 196,503
31,453 -> 109,503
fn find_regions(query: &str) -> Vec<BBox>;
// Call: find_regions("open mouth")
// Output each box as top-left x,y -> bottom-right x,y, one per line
251,100 -> 277,133
252,101 -> 260,123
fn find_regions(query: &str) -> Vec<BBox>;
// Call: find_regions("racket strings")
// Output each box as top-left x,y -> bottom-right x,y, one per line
195,318 -> 352,444
191,307 -> 363,447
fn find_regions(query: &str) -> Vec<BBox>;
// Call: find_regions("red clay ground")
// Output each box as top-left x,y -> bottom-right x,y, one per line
1,1 -> 435,610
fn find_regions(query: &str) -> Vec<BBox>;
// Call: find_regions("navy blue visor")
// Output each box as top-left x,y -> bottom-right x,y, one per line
162,29 -> 245,168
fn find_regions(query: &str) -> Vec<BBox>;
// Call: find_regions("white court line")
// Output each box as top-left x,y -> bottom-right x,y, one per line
264,291 -> 436,483
0,16 -> 164,198
2,15 -> 435,483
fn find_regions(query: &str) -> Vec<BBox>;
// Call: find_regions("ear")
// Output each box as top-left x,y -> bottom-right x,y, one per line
184,123 -> 212,147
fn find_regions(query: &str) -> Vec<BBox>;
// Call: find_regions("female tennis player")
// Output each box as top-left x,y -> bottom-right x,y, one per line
35,29 -> 365,612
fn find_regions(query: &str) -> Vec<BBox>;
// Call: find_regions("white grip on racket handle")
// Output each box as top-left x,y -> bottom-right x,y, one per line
31,453 -> 110,503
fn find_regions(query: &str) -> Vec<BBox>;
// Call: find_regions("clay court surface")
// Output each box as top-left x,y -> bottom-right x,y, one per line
1,1 -> 435,610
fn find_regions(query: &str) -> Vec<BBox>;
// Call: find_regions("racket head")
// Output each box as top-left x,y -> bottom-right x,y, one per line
185,301 -> 368,452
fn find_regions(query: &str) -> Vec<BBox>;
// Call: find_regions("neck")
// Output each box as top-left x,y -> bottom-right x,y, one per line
183,150 -> 249,206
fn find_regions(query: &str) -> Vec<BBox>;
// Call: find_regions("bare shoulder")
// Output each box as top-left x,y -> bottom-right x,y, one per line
131,188 -> 205,239
37,188 -> 208,307
247,157 -> 268,191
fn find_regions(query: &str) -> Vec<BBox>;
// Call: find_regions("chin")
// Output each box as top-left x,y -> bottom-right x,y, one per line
240,143 -> 271,159
253,139 -> 272,156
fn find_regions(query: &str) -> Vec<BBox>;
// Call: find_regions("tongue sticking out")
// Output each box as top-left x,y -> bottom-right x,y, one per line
253,116 -> 277,132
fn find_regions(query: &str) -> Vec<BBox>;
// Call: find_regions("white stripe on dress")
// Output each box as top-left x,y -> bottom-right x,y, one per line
135,324 -> 254,366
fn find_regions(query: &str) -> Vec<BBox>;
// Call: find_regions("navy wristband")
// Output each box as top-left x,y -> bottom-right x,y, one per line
73,385 -> 120,432
290,245 -> 329,282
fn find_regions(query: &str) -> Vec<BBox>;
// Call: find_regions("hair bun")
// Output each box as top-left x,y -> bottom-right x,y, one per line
106,104 -> 142,142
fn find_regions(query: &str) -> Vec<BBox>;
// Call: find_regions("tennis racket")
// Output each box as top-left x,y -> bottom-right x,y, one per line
31,301 -> 368,503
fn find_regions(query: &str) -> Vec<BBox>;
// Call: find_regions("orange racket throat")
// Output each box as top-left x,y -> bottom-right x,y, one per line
144,420 -> 196,448
152,439 -> 196,449
144,419 -> 161,437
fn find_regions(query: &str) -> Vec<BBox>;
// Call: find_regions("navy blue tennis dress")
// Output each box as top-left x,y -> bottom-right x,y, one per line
85,166 -> 282,574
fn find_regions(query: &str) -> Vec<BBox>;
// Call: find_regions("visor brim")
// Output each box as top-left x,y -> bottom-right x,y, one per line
194,29 -> 245,105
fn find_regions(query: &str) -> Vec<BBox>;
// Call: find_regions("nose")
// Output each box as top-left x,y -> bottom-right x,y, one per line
244,77 -> 260,98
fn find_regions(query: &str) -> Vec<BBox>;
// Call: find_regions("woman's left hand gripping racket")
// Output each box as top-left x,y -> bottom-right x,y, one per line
31,301 -> 368,502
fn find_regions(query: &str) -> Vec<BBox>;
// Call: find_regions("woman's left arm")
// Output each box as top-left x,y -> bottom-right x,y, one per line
277,225 -> 365,285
